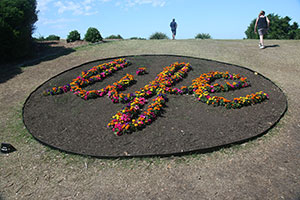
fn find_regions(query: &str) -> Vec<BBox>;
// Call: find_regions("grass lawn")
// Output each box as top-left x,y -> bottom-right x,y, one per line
1,39 -> 300,199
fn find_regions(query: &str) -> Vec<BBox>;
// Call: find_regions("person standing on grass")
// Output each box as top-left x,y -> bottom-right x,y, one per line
170,19 -> 177,40
254,10 -> 270,49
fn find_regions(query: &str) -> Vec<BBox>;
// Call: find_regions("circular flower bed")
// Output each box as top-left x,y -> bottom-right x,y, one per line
23,55 -> 287,157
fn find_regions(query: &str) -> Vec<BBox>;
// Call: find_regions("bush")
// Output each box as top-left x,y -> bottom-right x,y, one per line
149,32 -> 169,40
0,0 -> 38,61
84,27 -> 102,43
46,34 -> 60,41
105,34 -> 123,39
130,37 -> 146,40
67,30 -> 80,43
195,33 -> 212,39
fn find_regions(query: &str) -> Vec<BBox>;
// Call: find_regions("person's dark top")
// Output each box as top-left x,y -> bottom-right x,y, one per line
170,21 -> 177,30
257,16 -> 268,29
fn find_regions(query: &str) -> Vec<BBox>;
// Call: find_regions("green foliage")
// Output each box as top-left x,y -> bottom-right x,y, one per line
245,13 -> 300,39
105,34 -> 123,39
245,19 -> 259,39
84,27 -> 102,43
195,33 -> 212,39
149,32 -> 169,40
130,37 -> 146,40
0,0 -> 38,61
46,34 -> 60,40
288,22 -> 300,39
267,15 -> 292,39
293,29 -> 300,39
67,30 -> 81,43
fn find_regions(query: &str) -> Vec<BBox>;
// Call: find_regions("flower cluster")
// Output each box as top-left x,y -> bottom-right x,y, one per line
137,62 -> 191,96
107,94 -> 167,135
107,62 -> 191,135
206,91 -> 269,109
43,58 -> 130,96
136,67 -> 147,75
43,84 -> 71,96
73,74 -> 135,101
107,62 -> 192,103
189,71 -> 269,108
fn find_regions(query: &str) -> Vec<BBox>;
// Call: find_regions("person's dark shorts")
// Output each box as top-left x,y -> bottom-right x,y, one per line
258,28 -> 268,36
171,29 -> 176,35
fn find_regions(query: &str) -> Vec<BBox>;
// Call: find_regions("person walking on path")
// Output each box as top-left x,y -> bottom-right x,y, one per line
170,19 -> 177,40
254,10 -> 270,49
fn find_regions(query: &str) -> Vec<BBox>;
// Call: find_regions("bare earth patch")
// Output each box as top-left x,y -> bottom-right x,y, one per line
23,55 -> 286,157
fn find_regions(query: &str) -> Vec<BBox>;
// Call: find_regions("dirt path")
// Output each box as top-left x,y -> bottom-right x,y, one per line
1,39 -> 300,200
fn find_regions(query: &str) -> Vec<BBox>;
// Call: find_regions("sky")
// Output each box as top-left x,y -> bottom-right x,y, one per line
34,0 -> 300,40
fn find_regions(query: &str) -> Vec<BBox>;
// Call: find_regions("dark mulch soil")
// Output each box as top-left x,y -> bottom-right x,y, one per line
23,55 -> 287,157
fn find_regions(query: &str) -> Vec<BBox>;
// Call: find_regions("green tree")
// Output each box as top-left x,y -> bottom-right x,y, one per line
293,29 -> 300,39
0,0 -> 38,61
267,15 -> 291,39
288,22 -> 299,39
84,27 -> 102,43
245,19 -> 259,39
245,13 -> 300,39
67,30 -> 81,42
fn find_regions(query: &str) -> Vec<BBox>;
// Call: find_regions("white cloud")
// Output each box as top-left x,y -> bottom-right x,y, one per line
38,17 -> 76,25
114,0 -> 166,9
38,0 -> 166,16
37,0 -> 55,13
54,0 -> 98,15
125,0 -> 166,7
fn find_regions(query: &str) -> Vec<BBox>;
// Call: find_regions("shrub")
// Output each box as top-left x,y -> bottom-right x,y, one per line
130,37 -> 146,40
0,0 -> 38,61
84,27 -> 102,43
67,30 -> 80,43
46,34 -> 60,40
105,34 -> 123,39
149,32 -> 169,40
195,33 -> 212,39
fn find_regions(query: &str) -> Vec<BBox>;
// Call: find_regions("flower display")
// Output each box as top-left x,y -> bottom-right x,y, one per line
44,59 -> 269,136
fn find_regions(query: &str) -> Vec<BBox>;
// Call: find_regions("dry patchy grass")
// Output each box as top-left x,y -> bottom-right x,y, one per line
1,39 -> 300,200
